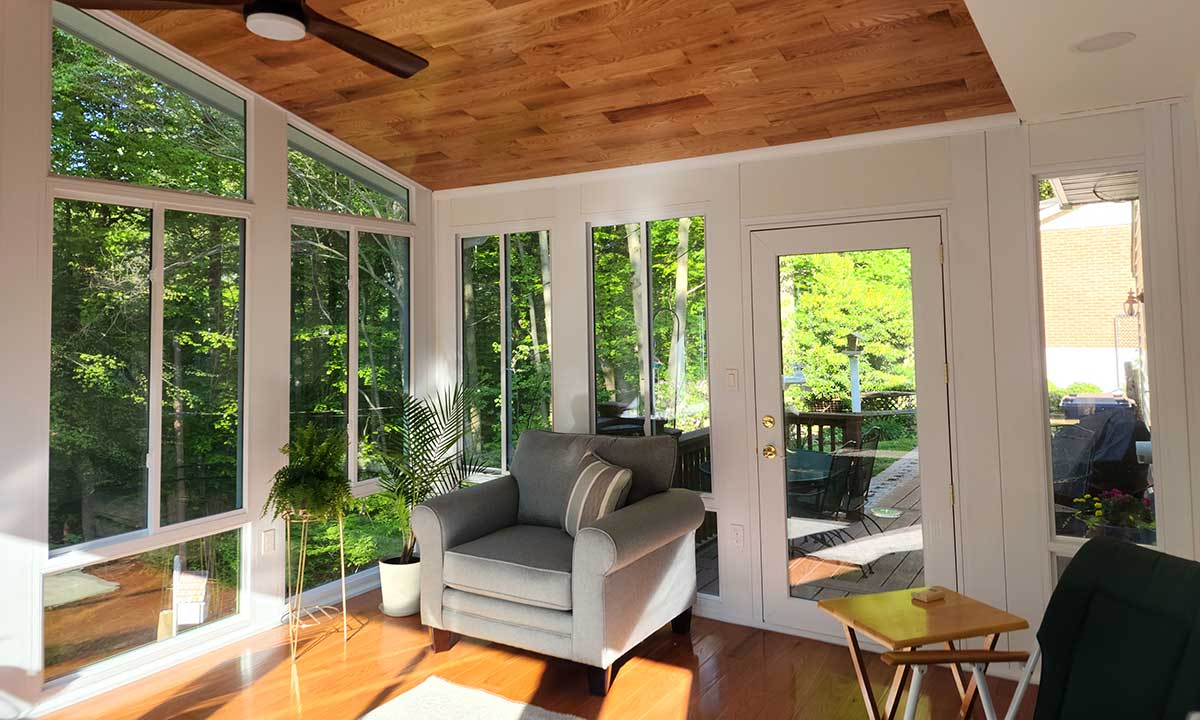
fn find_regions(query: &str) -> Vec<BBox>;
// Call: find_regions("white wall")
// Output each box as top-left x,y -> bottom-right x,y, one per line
432,105 -> 1200,660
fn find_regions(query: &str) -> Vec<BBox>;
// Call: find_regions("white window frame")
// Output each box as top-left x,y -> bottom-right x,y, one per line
455,222 -> 554,473
287,207 -> 416,496
28,4 -> 427,708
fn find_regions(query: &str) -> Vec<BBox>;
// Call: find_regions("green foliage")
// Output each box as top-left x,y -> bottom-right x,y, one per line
462,233 -> 552,467
51,29 -> 244,197
265,424 -> 352,522
290,493 -> 406,588
368,385 -> 484,563
288,146 -> 408,221
779,250 -> 914,410
1047,381 -> 1104,415
591,218 -> 709,432
1038,179 -> 1054,201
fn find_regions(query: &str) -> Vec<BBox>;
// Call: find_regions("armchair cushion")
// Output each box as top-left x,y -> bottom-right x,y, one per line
444,525 -> 574,611
564,452 -> 632,536
510,430 -> 678,528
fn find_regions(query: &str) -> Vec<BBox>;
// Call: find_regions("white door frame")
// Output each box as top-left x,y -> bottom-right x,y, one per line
749,215 -> 956,636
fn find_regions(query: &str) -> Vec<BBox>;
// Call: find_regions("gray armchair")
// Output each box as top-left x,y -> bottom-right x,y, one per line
412,430 -> 705,694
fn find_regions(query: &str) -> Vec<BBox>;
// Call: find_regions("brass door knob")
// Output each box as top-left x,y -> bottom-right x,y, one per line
762,444 -> 777,459
761,415 -> 776,429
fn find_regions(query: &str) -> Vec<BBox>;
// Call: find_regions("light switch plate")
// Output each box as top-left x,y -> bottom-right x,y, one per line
262,528 -> 276,554
730,523 -> 745,548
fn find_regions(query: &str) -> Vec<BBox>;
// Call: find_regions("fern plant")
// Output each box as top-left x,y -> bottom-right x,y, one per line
264,423 -> 352,522
367,385 -> 484,564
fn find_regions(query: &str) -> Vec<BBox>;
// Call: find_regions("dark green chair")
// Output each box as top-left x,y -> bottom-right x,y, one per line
883,537 -> 1200,720
1033,536 -> 1200,719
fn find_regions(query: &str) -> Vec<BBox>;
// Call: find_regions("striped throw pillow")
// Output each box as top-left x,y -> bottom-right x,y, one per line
563,451 -> 633,537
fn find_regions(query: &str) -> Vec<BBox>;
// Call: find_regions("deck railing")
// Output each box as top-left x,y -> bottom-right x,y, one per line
675,427 -> 712,494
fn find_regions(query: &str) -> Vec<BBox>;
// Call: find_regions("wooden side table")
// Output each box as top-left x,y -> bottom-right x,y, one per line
818,586 -> 1028,720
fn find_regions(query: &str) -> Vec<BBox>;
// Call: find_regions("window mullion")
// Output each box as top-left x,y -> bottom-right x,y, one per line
642,221 -> 654,437
147,205 -> 165,533
499,234 -> 511,470
348,227 -> 360,483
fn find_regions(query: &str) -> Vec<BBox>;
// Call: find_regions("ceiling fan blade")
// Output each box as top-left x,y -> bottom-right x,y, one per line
62,0 -> 242,9
305,9 -> 428,79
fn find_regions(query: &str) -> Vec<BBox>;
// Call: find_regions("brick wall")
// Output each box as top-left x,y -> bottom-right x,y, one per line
1040,223 -> 1137,348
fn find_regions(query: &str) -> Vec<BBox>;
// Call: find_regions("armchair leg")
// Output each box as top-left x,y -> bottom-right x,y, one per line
587,665 -> 613,696
429,628 -> 456,653
671,607 -> 693,635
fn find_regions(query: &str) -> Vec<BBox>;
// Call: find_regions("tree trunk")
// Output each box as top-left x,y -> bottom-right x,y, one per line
625,224 -> 649,421
462,247 -> 482,445
667,218 -> 691,426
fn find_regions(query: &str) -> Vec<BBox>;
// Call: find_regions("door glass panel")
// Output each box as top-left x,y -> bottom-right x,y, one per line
1039,172 -> 1155,545
505,230 -> 553,460
776,249 -> 923,599
591,222 -> 648,433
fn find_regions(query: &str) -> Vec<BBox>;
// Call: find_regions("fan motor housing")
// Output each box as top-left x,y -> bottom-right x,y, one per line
244,0 -> 307,41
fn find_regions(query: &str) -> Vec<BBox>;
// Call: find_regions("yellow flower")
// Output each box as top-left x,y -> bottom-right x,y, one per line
1094,510 -> 1103,517
1094,502 -> 1102,509
1073,498 -> 1083,504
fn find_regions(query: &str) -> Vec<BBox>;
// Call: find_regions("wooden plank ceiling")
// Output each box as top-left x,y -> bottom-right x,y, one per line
121,0 -> 1013,190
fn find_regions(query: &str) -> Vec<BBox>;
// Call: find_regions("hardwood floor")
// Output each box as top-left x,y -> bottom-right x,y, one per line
46,589 -> 1037,720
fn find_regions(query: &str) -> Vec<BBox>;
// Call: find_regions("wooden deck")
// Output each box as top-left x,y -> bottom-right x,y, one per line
788,450 -> 924,600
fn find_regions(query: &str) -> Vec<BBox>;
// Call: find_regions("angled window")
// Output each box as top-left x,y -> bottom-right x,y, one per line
461,231 -> 552,470
51,5 -> 246,198
288,128 -> 410,221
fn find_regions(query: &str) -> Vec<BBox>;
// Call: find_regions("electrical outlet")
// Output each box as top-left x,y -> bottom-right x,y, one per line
730,523 -> 745,548
261,528 -> 276,554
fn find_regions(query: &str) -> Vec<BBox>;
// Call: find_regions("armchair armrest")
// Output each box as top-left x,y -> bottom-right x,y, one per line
412,474 -> 519,554
411,475 -> 519,628
575,489 -> 705,577
881,650 -> 1030,666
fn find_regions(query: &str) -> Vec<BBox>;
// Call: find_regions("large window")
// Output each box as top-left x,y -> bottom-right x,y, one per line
51,7 -> 245,198
43,528 -> 240,681
591,217 -> 711,489
288,128 -> 409,221
461,231 -> 553,470
1038,172 -> 1156,545
44,6 -> 250,683
288,218 -> 411,592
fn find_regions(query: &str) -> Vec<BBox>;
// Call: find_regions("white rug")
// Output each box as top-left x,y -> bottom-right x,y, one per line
361,676 -> 584,720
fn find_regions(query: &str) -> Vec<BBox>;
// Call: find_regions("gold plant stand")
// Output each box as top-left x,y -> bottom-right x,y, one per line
283,511 -> 349,661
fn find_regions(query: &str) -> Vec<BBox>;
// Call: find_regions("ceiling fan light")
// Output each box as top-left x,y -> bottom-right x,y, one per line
246,11 -> 306,41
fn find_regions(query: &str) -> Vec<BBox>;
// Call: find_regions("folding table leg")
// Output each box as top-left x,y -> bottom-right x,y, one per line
902,665 -> 927,720
843,626 -> 882,720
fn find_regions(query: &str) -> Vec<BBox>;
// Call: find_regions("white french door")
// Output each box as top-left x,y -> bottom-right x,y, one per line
751,216 -> 956,636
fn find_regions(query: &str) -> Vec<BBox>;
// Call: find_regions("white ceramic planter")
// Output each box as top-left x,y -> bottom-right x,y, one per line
378,558 -> 421,617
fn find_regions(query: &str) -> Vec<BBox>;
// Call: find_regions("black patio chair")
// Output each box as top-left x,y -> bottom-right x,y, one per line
882,537 -> 1200,719
843,426 -> 884,535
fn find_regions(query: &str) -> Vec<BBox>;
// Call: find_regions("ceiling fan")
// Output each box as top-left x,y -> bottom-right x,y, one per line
62,0 -> 429,78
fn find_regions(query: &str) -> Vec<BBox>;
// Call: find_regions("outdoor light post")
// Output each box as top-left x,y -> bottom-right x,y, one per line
841,332 -> 865,413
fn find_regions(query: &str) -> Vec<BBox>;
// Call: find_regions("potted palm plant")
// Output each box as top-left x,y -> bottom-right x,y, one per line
368,385 -> 483,617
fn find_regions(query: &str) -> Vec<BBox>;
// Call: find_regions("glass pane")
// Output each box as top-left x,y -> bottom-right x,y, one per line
357,232 -> 410,472
43,528 -> 240,680
161,212 -> 243,525
462,235 -> 502,469
288,129 -> 409,221
290,226 -> 350,439
697,511 -> 719,597
592,223 -> 649,434
49,199 -> 151,550
592,218 -> 713,493
778,249 -> 923,599
505,231 -> 552,458
288,494 -> 406,590
51,23 -> 245,198
1039,172 -> 1155,544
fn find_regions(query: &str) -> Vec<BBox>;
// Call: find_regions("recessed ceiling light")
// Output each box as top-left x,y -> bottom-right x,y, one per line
1072,32 -> 1137,53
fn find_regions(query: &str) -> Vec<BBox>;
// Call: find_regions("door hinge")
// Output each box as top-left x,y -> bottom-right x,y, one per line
950,483 -> 956,506
944,362 -> 950,384
938,243 -> 945,265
